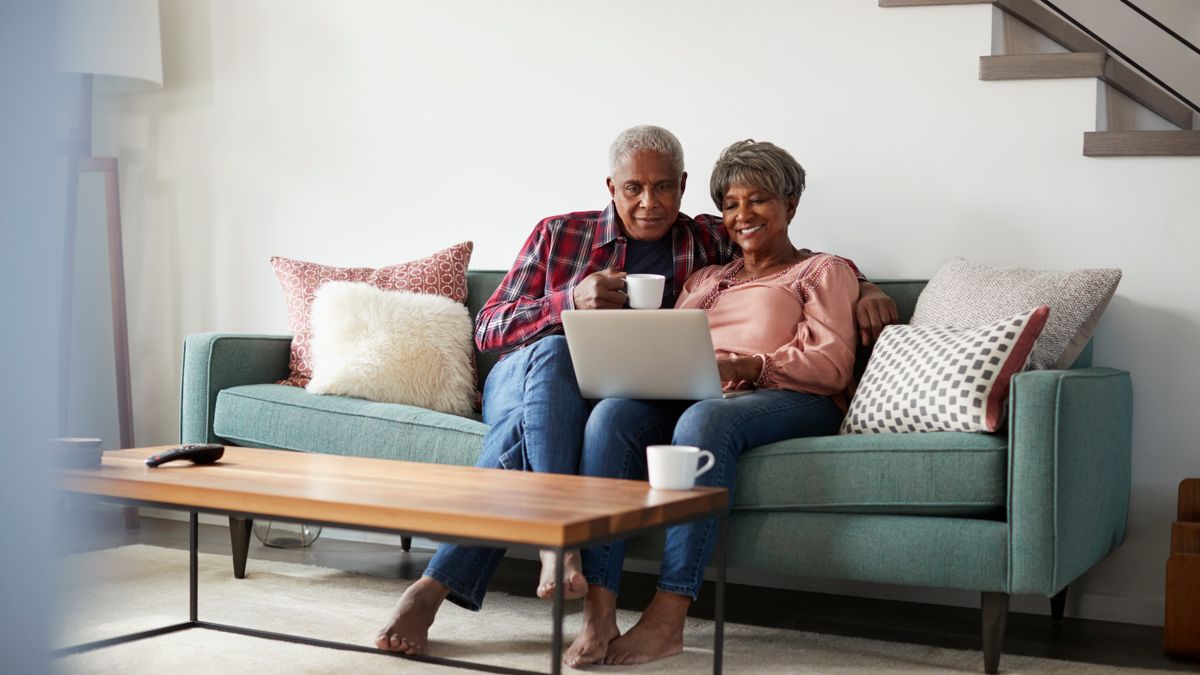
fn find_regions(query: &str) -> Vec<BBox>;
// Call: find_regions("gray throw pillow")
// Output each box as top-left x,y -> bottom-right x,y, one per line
910,257 -> 1121,370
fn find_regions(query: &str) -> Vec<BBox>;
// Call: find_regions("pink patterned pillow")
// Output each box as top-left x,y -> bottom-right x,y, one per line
271,241 -> 473,387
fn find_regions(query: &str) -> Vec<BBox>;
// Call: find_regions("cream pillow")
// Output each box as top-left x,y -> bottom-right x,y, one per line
911,257 -> 1121,370
306,281 -> 476,416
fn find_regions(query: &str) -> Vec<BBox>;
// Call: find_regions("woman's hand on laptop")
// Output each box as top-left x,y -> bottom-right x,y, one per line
717,355 -> 764,386
572,269 -> 628,310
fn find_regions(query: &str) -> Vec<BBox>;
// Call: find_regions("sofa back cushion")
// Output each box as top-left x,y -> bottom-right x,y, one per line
464,274 -> 1092,391
467,271 -> 508,389
870,279 -> 928,323
853,280 -> 925,380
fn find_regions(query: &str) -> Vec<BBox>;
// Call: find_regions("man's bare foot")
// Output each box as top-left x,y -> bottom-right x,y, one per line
603,590 -> 690,665
374,576 -> 450,655
537,550 -> 587,600
563,586 -> 621,667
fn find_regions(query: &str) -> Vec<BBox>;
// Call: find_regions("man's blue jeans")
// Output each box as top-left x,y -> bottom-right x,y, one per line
579,390 -> 843,600
422,335 -> 589,610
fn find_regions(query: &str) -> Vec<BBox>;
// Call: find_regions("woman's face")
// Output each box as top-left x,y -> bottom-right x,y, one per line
720,184 -> 798,255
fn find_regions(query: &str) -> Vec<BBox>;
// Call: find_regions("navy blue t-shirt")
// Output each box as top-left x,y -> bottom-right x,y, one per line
623,236 -> 676,308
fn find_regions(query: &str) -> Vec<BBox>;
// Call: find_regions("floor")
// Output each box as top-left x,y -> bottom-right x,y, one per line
63,504 -> 1197,672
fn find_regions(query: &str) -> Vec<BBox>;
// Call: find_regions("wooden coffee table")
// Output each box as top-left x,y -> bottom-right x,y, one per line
52,446 -> 730,674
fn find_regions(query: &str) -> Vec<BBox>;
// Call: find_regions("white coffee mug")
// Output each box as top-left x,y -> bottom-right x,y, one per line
647,444 -> 715,490
625,273 -> 666,310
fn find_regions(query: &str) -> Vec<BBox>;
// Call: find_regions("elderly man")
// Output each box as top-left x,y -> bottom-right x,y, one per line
375,125 -> 898,656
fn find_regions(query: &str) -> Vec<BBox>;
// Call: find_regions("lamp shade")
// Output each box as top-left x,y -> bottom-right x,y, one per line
56,0 -> 162,94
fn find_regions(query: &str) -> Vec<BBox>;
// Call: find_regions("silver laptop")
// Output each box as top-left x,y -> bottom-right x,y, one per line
561,309 -> 725,400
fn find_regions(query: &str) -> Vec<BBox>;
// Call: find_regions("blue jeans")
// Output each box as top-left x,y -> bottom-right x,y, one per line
579,390 -> 843,599
422,336 -> 590,610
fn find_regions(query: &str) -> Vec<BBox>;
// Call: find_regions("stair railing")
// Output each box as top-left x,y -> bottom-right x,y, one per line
1037,0 -> 1200,116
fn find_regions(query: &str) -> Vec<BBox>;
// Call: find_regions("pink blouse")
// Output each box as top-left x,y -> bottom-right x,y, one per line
676,253 -> 860,406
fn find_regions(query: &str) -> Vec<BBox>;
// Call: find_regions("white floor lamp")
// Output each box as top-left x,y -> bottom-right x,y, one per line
56,0 -> 162,452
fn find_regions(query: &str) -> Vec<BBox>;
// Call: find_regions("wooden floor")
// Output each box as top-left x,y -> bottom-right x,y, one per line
64,504 -> 1196,672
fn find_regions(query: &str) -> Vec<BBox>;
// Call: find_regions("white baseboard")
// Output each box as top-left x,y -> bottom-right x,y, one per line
135,509 -> 1163,626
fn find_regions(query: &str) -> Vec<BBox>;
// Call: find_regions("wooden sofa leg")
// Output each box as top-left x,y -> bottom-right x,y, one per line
401,536 -> 412,552
981,591 -> 1009,674
1050,586 -> 1068,623
230,517 -> 253,579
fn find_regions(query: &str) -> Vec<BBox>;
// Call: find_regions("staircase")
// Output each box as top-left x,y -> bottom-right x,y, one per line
881,0 -> 1200,156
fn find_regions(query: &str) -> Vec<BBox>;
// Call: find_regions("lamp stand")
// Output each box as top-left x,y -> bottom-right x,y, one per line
59,74 -> 135,464
78,155 -> 134,452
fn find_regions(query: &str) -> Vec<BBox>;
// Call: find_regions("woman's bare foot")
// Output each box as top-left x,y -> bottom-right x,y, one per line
562,586 -> 621,667
603,590 -> 689,665
374,576 -> 450,655
537,550 -> 587,600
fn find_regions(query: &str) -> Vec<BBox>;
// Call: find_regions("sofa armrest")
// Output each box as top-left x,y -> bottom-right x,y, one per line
1007,367 -> 1133,595
180,333 -> 292,444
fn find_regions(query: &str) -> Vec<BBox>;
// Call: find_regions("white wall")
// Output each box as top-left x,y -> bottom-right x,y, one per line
92,0 -> 1200,626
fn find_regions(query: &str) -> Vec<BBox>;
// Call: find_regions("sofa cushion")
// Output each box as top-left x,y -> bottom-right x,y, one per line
735,432 -> 1007,517
213,384 -> 485,466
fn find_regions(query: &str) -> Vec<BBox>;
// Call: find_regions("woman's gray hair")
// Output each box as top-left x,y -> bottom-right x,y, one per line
709,139 -> 806,208
609,125 -> 685,176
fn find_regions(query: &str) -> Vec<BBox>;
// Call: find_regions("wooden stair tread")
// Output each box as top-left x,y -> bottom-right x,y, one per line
980,53 -> 1104,80
1083,131 -> 1200,157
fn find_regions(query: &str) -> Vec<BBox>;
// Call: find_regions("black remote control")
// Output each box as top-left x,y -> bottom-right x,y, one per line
145,444 -> 225,467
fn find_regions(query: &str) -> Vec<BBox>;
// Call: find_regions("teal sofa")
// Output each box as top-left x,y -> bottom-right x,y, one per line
180,271 -> 1132,673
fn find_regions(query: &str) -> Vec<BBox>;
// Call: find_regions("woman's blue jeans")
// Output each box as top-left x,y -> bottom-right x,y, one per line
422,336 -> 589,610
579,390 -> 843,600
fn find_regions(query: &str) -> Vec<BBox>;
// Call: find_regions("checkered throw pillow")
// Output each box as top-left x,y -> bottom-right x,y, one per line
841,306 -> 1050,434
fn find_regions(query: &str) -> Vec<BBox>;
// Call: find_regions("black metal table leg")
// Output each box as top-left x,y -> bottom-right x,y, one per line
551,547 -> 564,675
713,511 -> 727,675
189,511 -> 198,622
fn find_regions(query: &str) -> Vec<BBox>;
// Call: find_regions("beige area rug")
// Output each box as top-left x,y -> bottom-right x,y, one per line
53,545 -> 1162,674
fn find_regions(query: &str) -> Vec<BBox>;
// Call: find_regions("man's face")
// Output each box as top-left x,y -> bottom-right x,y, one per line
606,150 -> 687,242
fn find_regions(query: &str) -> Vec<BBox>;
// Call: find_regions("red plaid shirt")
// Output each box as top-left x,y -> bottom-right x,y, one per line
475,203 -> 738,354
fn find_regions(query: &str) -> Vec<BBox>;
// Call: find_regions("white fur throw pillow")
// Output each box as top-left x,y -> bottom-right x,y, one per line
306,281 -> 476,416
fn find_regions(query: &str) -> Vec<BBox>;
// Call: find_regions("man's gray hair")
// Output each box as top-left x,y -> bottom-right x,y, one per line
709,139 -> 806,208
608,125 -> 685,176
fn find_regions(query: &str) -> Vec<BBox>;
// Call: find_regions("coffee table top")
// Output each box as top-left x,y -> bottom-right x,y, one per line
54,446 -> 727,548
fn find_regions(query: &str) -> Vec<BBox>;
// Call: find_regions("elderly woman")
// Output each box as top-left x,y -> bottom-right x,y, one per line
564,140 -> 860,667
